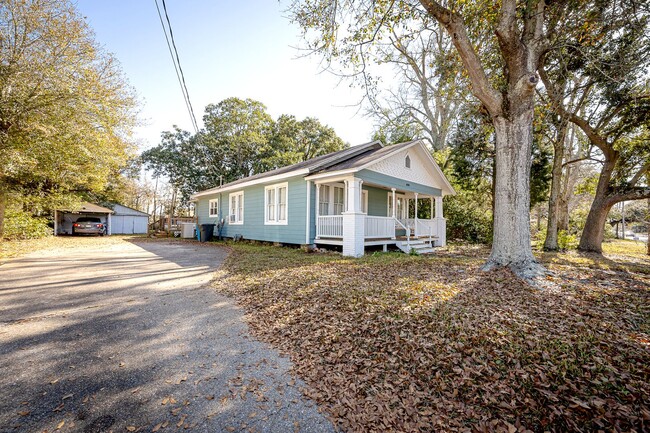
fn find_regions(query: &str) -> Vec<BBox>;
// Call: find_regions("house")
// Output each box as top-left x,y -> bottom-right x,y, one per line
190,140 -> 455,257
55,202 -> 149,235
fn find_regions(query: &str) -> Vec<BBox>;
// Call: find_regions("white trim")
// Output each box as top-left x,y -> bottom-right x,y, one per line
191,169 -> 309,199
361,190 -> 368,214
264,182 -> 288,225
305,180 -> 311,244
304,169 -> 357,181
208,198 -> 219,217
228,191 -> 244,225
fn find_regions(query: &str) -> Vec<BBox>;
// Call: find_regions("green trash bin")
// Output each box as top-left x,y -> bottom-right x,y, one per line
199,224 -> 215,242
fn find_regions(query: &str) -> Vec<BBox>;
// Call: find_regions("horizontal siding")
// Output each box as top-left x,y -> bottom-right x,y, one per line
364,185 -> 388,217
196,176 -> 308,245
358,169 -> 442,197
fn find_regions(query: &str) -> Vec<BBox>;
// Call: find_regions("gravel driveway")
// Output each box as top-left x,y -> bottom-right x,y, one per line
0,239 -> 335,433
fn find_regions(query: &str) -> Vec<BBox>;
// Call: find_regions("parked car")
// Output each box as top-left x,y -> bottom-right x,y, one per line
72,216 -> 106,236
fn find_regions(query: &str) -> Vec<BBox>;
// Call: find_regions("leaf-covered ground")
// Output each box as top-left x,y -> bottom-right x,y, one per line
0,234 -> 146,262
213,241 -> 650,433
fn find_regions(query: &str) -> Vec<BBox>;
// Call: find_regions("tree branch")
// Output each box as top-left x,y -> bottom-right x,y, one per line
418,0 -> 502,117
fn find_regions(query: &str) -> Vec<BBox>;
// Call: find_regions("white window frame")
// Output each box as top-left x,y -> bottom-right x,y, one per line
208,198 -> 219,218
229,191 -> 244,225
333,186 -> 345,215
387,192 -> 407,219
264,182 -> 288,225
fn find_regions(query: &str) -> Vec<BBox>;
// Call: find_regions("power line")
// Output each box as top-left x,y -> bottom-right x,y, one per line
154,0 -> 199,133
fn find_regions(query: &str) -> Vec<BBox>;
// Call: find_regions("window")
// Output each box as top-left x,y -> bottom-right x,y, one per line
405,154 -> 411,168
265,183 -> 288,224
209,199 -> 219,217
318,185 -> 330,216
229,191 -> 244,224
388,193 -> 407,219
333,186 -> 345,215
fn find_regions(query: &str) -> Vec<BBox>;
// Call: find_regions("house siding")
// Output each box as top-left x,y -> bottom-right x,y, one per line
363,185 -> 388,217
357,169 -> 442,197
196,175 -> 308,245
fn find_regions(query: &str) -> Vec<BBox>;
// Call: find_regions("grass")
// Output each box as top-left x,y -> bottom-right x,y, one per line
214,240 -> 650,432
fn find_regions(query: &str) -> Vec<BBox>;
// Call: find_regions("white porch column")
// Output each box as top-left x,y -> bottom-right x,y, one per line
53,210 -> 58,236
315,184 -> 320,239
414,193 -> 419,219
342,177 -> 365,257
433,196 -> 446,246
107,213 -> 112,236
430,197 -> 434,220
391,188 -> 396,219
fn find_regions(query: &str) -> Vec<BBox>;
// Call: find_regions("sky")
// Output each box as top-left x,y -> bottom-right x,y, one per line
76,1 -> 375,152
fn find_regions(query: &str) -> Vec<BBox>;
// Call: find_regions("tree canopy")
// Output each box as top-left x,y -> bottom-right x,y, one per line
142,97 -> 347,202
0,0 -> 137,237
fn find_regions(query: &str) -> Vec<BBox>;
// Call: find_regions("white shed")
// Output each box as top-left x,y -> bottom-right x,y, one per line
110,204 -> 149,234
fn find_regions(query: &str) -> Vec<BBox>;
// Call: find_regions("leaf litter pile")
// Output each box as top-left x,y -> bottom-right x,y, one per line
214,243 -> 649,432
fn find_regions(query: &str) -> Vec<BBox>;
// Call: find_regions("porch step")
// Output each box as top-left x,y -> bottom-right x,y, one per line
395,240 -> 436,255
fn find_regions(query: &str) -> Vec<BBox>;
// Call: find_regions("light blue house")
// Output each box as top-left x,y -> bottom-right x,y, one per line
191,140 -> 455,257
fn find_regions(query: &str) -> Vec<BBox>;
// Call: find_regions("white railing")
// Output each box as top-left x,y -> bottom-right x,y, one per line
364,216 -> 395,239
394,218 -> 411,248
415,219 -> 433,243
316,215 -> 343,238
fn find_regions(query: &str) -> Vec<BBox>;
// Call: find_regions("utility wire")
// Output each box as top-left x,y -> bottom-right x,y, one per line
154,0 -> 199,133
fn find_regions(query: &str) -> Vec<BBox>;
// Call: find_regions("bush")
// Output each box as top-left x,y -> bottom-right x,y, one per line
3,209 -> 52,240
444,194 -> 492,244
557,230 -> 578,250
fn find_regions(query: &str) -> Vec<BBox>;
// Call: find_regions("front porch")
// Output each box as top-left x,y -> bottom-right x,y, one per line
311,176 -> 447,257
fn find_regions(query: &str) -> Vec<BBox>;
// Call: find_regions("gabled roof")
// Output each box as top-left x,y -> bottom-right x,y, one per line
191,141 -> 382,198
111,203 -> 150,217
59,202 -> 114,214
191,139 -> 455,198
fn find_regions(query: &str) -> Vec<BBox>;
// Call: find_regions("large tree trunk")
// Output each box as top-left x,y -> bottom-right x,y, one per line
483,111 -> 542,278
578,157 -> 617,253
0,187 -> 6,239
544,122 -> 567,250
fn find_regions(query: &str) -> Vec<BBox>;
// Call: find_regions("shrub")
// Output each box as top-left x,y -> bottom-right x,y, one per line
557,230 -> 578,250
3,209 -> 52,240
444,194 -> 493,244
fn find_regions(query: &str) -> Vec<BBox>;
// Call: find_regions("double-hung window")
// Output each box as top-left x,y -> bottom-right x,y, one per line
318,185 -> 330,216
229,191 -> 244,224
208,199 -> 219,217
333,186 -> 345,215
265,183 -> 288,225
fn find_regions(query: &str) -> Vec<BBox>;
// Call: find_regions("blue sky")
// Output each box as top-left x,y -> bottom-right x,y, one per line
76,1 -> 374,151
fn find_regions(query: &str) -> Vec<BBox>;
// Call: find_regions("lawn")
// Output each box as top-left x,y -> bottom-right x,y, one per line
214,240 -> 650,432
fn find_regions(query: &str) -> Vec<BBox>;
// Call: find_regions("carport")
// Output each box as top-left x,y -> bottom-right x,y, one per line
55,202 -> 114,235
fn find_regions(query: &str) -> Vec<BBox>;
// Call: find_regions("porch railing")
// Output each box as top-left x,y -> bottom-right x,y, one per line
415,219 -> 433,244
316,215 -> 343,238
364,216 -> 395,239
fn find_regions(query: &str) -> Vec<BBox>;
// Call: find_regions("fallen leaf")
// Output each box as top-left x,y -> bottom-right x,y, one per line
56,420 -> 65,429
126,427 -> 136,432
18,410 -> 30,416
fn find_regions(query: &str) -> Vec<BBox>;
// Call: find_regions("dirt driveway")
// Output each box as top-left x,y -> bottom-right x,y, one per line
0,239 -> 334,433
